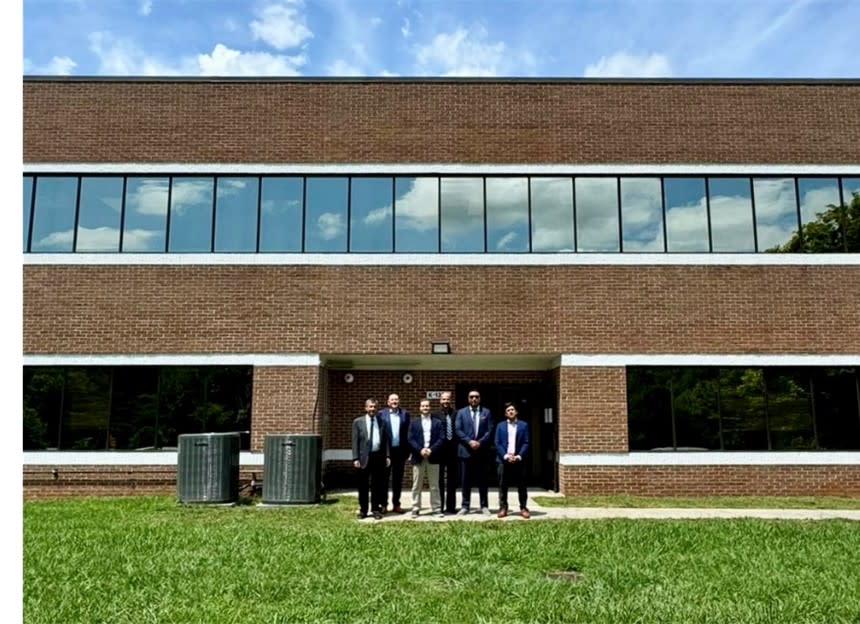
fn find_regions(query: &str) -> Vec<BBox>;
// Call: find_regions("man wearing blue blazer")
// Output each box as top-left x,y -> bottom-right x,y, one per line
379,393 -> 411,513
407,399 -> 445,517
494,401 -> 531,519
454,389 -> 494,515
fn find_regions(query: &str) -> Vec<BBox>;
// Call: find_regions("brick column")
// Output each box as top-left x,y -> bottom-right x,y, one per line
558,366 -> 628,453
251,366 -> 324,451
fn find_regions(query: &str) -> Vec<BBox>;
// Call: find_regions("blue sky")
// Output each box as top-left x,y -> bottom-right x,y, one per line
21,0 -> 859,78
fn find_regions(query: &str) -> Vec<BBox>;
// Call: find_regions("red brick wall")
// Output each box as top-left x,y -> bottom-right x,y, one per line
23,265 -> 860,355
251,365 -> 322,450
559,367 -> 628,453
23,80 -> 860,164
560,465 -> 860,496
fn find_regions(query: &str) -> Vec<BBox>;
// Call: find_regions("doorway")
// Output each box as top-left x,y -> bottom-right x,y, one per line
454,382 -> 558,490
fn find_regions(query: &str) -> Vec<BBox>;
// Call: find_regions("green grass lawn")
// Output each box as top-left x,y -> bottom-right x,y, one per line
533,494 -> 860,509
24,496 -> 860,624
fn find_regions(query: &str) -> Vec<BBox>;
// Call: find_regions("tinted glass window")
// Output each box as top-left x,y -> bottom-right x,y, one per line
718,368 -> 768,450
485,178 -> 529,252
627,368 -> 674,450
305,177 -> 348,252
259,177 -> 303,252
395,177 -> 438,252
531,177 -> 574,252
214,177 -> 258,252
708,178 -> 755,252
753,178 -> 799,252
350,177 -> 393,252
169,177 -> 214,252
664,177 -> 709,252
23,367 -> 64,449
109,366 -> 159,450
620,177 -> 663,252
575,177 -> 619,252
441,177 -> 484,252
62,367 -> 112,450
76,177 -> 123,252
765,369 -> 815,449
30,176 -> 78,252
813,368 -> 860,450
794,178 -> 842,253
23,176 -> 33,252
123,177 -> 168,252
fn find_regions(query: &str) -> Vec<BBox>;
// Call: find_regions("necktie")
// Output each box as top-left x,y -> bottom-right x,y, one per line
446,414 -> 453,440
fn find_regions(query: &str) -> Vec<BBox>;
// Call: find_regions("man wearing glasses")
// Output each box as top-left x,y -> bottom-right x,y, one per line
454,390 -> 494,515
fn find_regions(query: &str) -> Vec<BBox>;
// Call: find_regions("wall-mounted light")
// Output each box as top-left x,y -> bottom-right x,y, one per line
344,373 -> 355,384
402,373 -> 414,384
431,341 -> 450,354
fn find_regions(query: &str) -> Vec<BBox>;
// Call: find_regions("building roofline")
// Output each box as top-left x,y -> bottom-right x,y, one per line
21,75 -> 860,86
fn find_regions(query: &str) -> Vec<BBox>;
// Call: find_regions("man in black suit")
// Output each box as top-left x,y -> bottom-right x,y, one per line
378,393 -> 410,513
454,389 -> 494,515
352,398 -> 390,520
434,391 -> 459,514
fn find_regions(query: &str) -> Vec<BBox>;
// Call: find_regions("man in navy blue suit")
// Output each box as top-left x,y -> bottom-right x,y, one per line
454,389 -> 494,515
407,398 -> 445,517
494,401 -> 531,519
379,393 -> 411,513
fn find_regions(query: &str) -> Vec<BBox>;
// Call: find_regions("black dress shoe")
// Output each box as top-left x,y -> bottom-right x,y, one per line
356,511 -> 368,519
372,510 -> 383,520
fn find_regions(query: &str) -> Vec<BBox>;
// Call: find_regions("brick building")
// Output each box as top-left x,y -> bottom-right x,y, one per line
23,77 -> 860,499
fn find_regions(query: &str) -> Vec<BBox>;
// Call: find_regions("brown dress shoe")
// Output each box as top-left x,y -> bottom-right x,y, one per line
392,505 -> 405,514
520,508 -> 530,519
497,508 -> 508,518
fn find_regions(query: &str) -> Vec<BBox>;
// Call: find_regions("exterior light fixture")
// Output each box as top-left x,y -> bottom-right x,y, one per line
431,341 -> 451,354
402,373 -> 414,384
344,373 -> 355,384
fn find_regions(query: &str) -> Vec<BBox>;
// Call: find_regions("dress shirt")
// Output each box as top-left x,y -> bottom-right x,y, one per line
389,411 -> 400,447
367,415 -> 380,452
507,421 -> 518,456
421,415 -> 433,447
472,408 -> 480,435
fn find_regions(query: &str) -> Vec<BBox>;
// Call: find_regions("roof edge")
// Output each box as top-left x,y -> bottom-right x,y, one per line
21,75 -> 860,85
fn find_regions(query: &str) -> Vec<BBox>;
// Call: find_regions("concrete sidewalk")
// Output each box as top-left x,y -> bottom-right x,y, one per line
336,489 -> 860,522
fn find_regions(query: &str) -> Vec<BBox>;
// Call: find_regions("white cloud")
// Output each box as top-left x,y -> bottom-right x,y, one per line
197,44 -> 306,76
250,1 -> 313,51
370,17 -> 382,27
584,51 -> 673,78
317,212 -> 345,240
414,25 -> 505,76
24,56 -> 77,75
495,231 -> 519,251
401,17 -> 411,38
139,0 -> 152,16
88,32 -> 306,76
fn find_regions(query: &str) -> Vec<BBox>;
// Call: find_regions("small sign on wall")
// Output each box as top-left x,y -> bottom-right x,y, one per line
426,391 -> 444,400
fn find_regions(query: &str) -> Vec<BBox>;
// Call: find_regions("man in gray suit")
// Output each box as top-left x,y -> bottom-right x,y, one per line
352,398 -> 390,520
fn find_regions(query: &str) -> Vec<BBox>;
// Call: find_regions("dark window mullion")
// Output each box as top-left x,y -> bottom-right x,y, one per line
255,175 -> 262,253
793,177 -> 804,252
660,177 -> 668,253
301,177 -> 307,253
482,177 -> 487,253
71,176 -> 82,252
437,177 -> 442,253
210,176 -> 218,252
346,177 -> 352,252
118,177 -> 127,252
26,176 -> 37,253
390,177 -> 396,253
164,176 -> 173,252
705,177 -> 713,253
616,177 -> 623,253
571,176 -> 577,253
527,177 -> 533,253
749,177 -> 759,252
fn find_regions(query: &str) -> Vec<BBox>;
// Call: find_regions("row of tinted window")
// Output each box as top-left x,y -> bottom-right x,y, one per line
23,366 -> 252,451
23,175 -> 860,253
628,367 -> 860,451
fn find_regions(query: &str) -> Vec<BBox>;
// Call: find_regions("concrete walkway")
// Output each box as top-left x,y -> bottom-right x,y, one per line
337,489 -> 860,522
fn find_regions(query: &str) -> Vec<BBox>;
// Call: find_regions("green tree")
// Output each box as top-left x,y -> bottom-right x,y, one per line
776,191 -> 860,252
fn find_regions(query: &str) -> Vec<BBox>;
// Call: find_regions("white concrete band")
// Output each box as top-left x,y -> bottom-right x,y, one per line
23,449 -> 347,465
22,353 -> 321,366
560,354 -> 860,367
560,452 -> 860,466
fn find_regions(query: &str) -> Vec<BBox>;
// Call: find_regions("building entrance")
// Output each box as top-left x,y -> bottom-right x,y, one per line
454,382 -> 558,490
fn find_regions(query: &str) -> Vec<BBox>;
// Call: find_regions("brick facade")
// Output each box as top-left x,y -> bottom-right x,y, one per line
22,78 -> 860,499
23,79 -> 860,164
560,465 -> 860,497
23,265 -> 860,356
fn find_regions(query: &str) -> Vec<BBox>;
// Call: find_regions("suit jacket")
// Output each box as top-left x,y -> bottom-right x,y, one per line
494,419 -> 530,464
433,408 -> 458,455
378,407 -> 411,457
454,405 -> 494,459
407,416 -> 445,464
352,414 -> 389,469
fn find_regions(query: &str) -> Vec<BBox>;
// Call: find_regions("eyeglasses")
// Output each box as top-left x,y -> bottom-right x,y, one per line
468,395 -> 480,399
